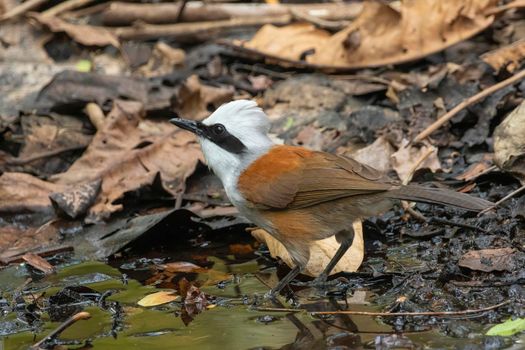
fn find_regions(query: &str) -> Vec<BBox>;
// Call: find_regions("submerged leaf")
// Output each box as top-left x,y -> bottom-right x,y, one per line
137,291 -> 179,307
486,318 -> 525,336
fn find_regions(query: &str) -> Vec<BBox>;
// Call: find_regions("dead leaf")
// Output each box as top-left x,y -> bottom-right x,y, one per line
454,153 -> 493,181
349,136 -> 395,173
458,248 -> 516,272
49,100 -> 202,222
137,290 -> 179,307
137,42 -> 186,77
236,0 -> 497,69
0,223 -> 64,262
0,172 -> 63,213
50,180 -> 102,219
391,139 -> 441,183
31,13 -> 120,47
482,39 -> 525,73
173,75 -> 234,120
7,114 -> 93,176
251,219 -> 364,277
21,253 -> 55,274
159,261 -> 206,273
493,101 -> 525,184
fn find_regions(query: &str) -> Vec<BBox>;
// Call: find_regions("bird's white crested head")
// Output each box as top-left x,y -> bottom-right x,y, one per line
202,99 -> 272,147
170,100 -> 274,199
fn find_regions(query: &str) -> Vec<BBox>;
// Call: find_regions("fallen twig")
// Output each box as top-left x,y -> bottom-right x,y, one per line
0,0 -> 48,21
30,311 -> 91,350
113,15 -> 291,40
175,0 -> 189,23
311,300 -> 510,316
101,1 -> 362,26
428,217 -> 488,234
6,145 -> 87,165
485,0 -> 525,15
253,307 -> 305,313
289,8 -> 349,31
478,184 -> 525,216
413,69 -> 525,144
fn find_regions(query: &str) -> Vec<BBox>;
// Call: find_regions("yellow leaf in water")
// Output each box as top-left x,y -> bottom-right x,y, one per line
137,291 -> 179,307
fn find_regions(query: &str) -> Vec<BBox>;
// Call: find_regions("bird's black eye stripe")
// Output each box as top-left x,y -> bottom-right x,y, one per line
202,123 -> 246,154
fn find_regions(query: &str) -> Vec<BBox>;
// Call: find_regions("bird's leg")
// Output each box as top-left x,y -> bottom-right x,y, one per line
311,232 -> 353,287
266,265 -> 302,298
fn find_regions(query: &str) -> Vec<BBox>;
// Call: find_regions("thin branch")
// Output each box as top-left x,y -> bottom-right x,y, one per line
478,184 -> 525,216
412,69 -> 525,144
253,307 -> 305,313
6,145 -> 86,165
175,0 -> 189,23
485,0 -> 525,15
30,312 -> 91,350
289,8 -> 349,31
311,300 -> 510,316
0,0 -> 48,21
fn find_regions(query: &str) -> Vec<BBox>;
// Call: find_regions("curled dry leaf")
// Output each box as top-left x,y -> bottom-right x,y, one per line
49,100 -> 202,222
49,180 -> 102,219
137,42 -> 186,77
458,248 -> 516,272
159,261 -> 206,273
482,39 -> 525,73
21,253 -> 55,274
391,139 -> 441,184
493,101 -> 525,184
31,14 -> 120,47
251,219 -> 363,277
0,172 -> 63,213
173,75 -> 234,121
137,290 -> 180,307
236,0 -> 497,69
349,136 -> 395,173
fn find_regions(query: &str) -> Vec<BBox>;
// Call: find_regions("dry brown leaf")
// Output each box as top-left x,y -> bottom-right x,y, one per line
391,139 -> 441,183
137,42 -> 185,77
454,153 -> 493,181
349,136 -> 395,173
21,252 -> 55,274
237,0 -> 497,69
251,219 -> 364,277
49,100 -> 202,222
482,39 -> 525,73
31,14 -> 119,47
159,261 -> 206,273
493,101 -> 525,184
0,224 -> 62,262
137,290 -> 180,307
50,180 -> 102,219
458,248 -> 516,272
0,172 -> 64,213
173,75 -> 234,121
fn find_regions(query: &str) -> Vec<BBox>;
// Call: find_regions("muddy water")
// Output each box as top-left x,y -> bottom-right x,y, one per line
0,223 -> 523,349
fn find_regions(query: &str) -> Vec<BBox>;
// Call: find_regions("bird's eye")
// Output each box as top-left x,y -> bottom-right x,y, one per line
212,124 -> 226,135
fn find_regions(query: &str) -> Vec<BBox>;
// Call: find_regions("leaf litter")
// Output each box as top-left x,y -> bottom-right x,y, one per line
0,0 -> 525,348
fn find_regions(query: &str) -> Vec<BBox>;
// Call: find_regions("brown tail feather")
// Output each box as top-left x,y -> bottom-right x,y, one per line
387,185 -> 493,212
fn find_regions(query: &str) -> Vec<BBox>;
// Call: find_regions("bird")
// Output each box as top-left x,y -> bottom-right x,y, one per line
170,100 -> 493,297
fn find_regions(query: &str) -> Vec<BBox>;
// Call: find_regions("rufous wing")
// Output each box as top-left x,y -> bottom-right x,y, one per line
238,145 -> 395,210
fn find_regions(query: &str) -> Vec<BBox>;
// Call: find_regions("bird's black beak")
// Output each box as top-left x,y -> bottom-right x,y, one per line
170,117 -> 203,136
